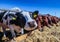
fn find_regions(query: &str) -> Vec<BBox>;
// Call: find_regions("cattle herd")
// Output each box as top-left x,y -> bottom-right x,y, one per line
0,7 -> 60,42
32,11 -> 60,31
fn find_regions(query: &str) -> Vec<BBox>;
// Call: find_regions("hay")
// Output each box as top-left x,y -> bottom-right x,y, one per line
20,22 -> 60,42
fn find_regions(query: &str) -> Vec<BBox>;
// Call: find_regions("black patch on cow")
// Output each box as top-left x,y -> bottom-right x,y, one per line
0,11 -> 6,22
10,12 -> 26,28
0,32 -> 4,40
5,30 -> 13,40
32,11 -> 39,19
4,14 -> 17,20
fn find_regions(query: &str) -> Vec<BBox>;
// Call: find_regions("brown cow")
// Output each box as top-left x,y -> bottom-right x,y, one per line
45,14 -> 60,26
36,15 -> 43,31
30,11 -> 60,32
51,16 -> 58,26
42,15 -> 51,28
46,14 -> 53,26
58,18 -> 60,21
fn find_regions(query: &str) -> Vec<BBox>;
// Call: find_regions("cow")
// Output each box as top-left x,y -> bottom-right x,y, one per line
45,14 -> 53,26
0,8 -> 37,41
41,15 -> 51,28
44,14 -> 60,26
58,18 -> 60,22
51,16 -> 59,26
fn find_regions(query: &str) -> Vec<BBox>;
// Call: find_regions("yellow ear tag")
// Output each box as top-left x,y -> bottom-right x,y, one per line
12,17 -> 16,20
34,14 -> 37,18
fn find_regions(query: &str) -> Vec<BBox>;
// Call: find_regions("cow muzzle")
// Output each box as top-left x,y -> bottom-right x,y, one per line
24,20 -> 37,31
28,21 -> 36,28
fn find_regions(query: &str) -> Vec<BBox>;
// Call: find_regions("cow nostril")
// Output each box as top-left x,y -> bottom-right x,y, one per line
28,22 -> 35,28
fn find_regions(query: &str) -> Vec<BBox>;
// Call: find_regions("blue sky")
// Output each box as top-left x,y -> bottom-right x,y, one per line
0,0 -> 60,17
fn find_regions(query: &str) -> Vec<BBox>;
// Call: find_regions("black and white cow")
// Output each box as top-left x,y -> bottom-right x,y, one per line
0,8 -> 37,40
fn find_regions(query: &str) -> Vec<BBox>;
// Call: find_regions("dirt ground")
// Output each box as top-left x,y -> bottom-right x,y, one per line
1,22 -> 60,42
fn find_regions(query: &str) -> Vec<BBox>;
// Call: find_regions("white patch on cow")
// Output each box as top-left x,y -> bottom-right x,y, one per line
21,11 -> 34,22
3,11 -> 9,18
9,25 -> 16,37
21,28 -> 24,34
33,20 -> 37,28
9,11 -> 16,15
2,19 -> 7,24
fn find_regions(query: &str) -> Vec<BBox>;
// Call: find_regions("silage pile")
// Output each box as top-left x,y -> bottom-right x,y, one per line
20,22 -> 60,42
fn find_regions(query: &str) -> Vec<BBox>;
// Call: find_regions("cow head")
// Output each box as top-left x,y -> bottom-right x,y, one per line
10,8 -> 37,30
21,11 -> 37,31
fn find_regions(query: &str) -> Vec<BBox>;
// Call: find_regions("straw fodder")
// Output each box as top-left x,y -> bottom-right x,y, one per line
20,22 -> 60,42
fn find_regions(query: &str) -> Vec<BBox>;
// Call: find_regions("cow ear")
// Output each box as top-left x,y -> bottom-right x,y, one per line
33,10 -> 39,14
32,10 -> 39,18
12,17 -> 16,20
